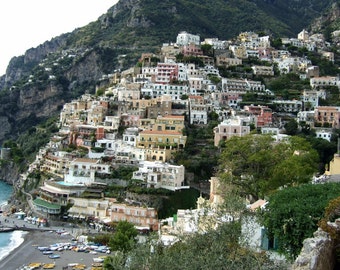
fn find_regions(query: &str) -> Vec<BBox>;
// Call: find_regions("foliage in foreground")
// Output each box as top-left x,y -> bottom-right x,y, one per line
103,221 -> 288,270
218,134 -> 319,200
261,183 -> 340,260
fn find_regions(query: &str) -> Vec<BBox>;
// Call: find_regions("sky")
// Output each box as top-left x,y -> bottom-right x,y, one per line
0,0 -> 119,75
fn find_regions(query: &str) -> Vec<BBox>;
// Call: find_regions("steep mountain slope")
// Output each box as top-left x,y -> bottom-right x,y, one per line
0,0 -> 336,144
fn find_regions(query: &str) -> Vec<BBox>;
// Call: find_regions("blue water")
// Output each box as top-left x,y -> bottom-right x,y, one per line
0,181 -> 26,262
0,181 -> 12,207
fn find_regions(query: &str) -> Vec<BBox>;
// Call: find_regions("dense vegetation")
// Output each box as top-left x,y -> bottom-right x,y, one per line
261,183 -> 340,259
218,135 -> 319,200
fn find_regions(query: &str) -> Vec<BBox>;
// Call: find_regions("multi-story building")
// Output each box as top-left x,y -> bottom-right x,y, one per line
136,130 -> 187,150
182,43 -> 203,57
141,83 -> 191,100
176,31 -> 200,46
132,161 -> 187,191
251,65 -> 274,76
33,180 -> 87,215
215,55 -> 242,68
310,76 -> 340,89
68,197 -> 159,231
221,78 -> 266,93
189,96 -> 208,125
40,152 -> 70,178
314,106 -> 340,128
64,158 -> 111,185
244,105 -> 273,127
155,62 -> 179,84
272,100 -> 302,114
301,90 -> 325,110
213,116 -> 251,146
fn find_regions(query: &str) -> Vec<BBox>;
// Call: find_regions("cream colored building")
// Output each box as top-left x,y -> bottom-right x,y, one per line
68,197 -> 159,231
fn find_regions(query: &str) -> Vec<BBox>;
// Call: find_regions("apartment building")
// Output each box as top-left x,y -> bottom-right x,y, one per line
136,130 -> 187,150
314,106 -> 340,128
310,76 -> 340,89
251,65 -> 274,76
189,95 -> 208,125
132,161 -> 187,191
64,158 -> 111,185
221,78 -> 266,93
244,105 -> 273,127
141,83 -> 191,100
176,31 -> 200,46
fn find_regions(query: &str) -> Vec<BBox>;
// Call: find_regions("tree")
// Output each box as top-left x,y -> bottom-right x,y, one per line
109,220 -> 138,252
284,119 -> 298,135
261,183 -> 340,259
103,221 -> 288,270
218,134 -> 319,200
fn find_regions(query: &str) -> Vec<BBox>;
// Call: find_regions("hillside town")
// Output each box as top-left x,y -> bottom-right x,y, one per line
3,28 -> 340,256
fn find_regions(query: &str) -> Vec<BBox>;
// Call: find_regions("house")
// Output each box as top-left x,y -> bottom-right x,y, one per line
213,116 -> 251,147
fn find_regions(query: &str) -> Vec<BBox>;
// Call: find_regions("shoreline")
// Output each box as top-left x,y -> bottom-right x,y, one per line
0,230 -> 102,269
0,215 -> 105,270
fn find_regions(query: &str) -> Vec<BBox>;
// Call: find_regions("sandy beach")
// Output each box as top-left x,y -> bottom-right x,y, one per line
0,215 -> 106,270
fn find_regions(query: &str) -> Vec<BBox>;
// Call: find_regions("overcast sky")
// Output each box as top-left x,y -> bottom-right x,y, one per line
0,0 -> 118,75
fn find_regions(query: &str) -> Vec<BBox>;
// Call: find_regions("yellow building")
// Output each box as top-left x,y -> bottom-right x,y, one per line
325,154 -> 340,175
137,130 -> 187,149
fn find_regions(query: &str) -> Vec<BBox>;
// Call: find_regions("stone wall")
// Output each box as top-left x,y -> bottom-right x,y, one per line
292,228 -> 335,270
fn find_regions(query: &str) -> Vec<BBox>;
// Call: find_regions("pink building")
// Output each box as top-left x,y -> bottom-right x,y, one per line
244,105 -> 273,127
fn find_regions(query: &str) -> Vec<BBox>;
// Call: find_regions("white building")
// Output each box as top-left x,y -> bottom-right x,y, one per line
132,161 -> 187,191
64,158 -> 111,185
141,83 -> 193,100
315,130 -> 332,142
310,76 -> 340,89
176,31 -> 200,46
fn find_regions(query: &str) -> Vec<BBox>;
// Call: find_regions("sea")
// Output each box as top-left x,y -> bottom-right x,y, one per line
0,180 -> 27,262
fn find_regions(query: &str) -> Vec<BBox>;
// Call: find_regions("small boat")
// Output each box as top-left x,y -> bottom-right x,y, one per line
72,264 -> 87,270
27,262 -> 42,269
42,263 -> 55,269
93,257 -> 104,263
48,254 -> 60,259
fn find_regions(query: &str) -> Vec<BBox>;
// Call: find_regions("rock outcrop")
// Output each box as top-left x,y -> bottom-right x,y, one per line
292,228 -> 335,270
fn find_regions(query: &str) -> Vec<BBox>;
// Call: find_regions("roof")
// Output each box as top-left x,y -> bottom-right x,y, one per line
248,199 -> 268,211
33,198 -> 61,210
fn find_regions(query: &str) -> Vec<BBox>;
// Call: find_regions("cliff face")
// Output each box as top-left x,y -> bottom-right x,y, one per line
0,47 -> 111,143
0,162 -> 21,185
0,34 -> 70,90
310,3 -> 340,34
